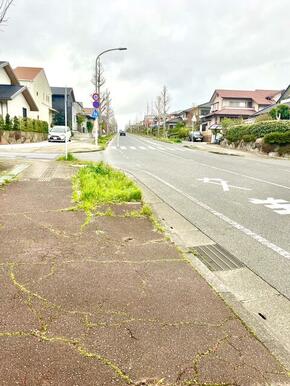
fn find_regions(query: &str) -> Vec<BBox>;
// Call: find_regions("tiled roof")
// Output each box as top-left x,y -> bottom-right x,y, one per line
208,108 -> 256,116
213,89 -> 281,105
14,67 -> 43,81
0,85 -> 25,100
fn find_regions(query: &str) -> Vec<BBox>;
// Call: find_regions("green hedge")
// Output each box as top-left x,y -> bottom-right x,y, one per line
226,120 -> 290,143
264,131 -> 290,145
0,114 -> 48,133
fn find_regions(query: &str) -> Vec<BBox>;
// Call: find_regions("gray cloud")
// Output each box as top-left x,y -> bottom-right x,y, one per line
1,0 -> 290,128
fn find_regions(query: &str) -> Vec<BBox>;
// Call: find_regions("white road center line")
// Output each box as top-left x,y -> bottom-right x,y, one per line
144,170 -> 290,260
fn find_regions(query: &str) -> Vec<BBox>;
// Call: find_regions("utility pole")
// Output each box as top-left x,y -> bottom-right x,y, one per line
64,87 -> 68,159
94,47 -> 127,144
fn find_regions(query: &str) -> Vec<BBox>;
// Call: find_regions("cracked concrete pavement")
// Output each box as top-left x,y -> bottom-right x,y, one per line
0,160 -> 289,385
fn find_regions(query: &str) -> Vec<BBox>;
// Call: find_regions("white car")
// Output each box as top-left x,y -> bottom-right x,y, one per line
48,126 -> 71,142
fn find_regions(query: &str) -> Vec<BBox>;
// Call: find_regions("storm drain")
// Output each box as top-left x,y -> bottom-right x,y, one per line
193,244 -> 244,272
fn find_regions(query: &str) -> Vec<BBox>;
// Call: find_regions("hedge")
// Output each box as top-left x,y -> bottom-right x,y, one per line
264,131 -> 290,145
0,114 -> 48,133
226,120 -> 290,143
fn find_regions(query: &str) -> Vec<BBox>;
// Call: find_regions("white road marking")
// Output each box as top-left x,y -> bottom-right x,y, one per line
144,170 -> 290,261
139,146 -> 146,150
130,146 -> 137,150
120,146 -> 127,150
249,197 -> 290,215
198,177 -> 251,192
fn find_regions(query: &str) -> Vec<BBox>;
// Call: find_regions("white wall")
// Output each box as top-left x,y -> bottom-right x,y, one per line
6,93 -> 31,118
0,67 -> 11,84
19,71 -> 52,124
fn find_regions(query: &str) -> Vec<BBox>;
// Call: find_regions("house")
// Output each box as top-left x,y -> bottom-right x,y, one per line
51,87 -> 76,129
0,61 -> 38,119
207,89 -> 281,126
14,66 -> 53,125
250,85 -> 290,119
72,101 -> 84,132
192,102 -> 211,133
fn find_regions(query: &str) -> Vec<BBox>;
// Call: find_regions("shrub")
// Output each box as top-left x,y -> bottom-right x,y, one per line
5,114 -> 12,131
264,131 -> 290,145
226,120 -> 290,143
0,115 -> 4,130
242,134 -> 256,142
87,121 -> 94,133
255,113 -> 272,122
269,104 -> 290,120
13,116 -> 20,131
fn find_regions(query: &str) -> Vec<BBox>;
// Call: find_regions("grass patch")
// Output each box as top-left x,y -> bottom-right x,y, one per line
57,153 -> 78,161
98,134 -> 115,150
73,162 -> 142,212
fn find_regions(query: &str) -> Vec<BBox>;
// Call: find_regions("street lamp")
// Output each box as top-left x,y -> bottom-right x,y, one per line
94,47 -> 127,145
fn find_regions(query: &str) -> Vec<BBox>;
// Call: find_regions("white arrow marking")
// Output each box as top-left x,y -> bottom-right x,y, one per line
198,178 -> 251,192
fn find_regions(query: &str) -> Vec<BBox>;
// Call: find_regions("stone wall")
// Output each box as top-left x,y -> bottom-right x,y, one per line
0,130 -> 47,145
221,138 -> 290,158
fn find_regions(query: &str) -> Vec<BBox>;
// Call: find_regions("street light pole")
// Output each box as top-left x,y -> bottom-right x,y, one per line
94,47 -> 127,145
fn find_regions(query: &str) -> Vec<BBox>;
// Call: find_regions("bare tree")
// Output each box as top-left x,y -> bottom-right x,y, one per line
160,85 -> 170,136
0,0 -> 14,25
154,95 -> 162,137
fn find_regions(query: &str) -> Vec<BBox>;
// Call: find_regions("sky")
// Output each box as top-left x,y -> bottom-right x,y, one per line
1,0 -> 290,129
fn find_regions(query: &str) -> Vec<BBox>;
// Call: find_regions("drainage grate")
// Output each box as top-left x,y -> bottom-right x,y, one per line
193,244 -> 244,272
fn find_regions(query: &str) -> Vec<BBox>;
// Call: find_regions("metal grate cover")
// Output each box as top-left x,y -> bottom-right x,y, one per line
194,244 -> 244,272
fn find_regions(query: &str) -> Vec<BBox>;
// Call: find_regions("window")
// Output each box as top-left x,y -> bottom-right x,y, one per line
223,99 -> 252,108
22,108 -> 27,118
211,102 -> 219,112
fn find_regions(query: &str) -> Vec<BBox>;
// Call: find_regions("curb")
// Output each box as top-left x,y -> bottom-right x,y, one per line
0,163 -> 30,185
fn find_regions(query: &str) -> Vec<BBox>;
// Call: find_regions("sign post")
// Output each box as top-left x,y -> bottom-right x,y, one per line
91,93 -> 100,145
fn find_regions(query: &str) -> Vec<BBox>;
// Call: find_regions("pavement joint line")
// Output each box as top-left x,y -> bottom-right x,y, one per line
0,163 -> 30,185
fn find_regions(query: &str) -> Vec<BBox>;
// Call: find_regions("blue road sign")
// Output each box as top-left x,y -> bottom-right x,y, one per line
91,109 -> 99,119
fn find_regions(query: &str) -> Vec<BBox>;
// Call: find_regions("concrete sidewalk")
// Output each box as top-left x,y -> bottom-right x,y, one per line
0,139 -> 99,154
0,161 -> 289,385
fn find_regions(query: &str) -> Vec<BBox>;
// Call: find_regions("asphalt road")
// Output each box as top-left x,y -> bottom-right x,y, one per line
100,134 -> 290,300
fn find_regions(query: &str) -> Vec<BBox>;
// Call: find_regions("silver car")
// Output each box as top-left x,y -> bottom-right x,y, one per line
48,126 -> 71,142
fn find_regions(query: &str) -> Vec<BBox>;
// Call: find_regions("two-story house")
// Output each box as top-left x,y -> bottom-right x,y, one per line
0,61 -> 38,119
14,67 -> 53,125
51,87 -> 76,130
207,89 -> 281,127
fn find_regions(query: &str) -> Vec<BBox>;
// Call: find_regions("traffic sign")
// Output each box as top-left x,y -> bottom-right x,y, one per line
92,93 -> 99,101
93,101 -> 100,109
91,109 -> 99,119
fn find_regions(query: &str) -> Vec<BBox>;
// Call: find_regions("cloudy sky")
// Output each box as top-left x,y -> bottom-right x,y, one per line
1,0 -> 290,128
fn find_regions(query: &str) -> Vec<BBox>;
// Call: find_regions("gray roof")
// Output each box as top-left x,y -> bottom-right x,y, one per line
51,87 -> 76,102
0,85 -> 25,100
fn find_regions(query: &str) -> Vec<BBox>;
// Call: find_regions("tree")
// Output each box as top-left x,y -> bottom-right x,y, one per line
269,104 -> 290,120
5,113 -> 12,130
0,115 -> 4,130
154,95 -> 162,137
13,116 -> 19,131
0,0 -> 14,25
160,85 -> 170,137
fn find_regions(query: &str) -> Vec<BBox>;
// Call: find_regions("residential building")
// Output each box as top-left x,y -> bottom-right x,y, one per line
207,89 -> 281,126
251,85 -> 289,119
0,61 -> 38,119
192,102 -> 211,133
14,66 -> 53,124
72,101 -> 84,132
51,87 -> 76,129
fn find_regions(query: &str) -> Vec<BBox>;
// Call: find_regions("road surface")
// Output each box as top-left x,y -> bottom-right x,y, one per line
102,134 -> 290,300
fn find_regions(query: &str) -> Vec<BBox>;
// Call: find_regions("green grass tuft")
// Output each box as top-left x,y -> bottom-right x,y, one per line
57,153 -> 78,161
73,162 -> 142,211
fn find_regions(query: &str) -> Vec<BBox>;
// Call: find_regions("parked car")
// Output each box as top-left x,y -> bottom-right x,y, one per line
119,130 -> 126,136
48,126 -> 71,142
188,131 -> 203,142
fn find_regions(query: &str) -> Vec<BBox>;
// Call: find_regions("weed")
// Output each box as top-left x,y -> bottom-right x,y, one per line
73,162 -> 142,211
57,153 -> 78,161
